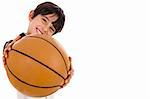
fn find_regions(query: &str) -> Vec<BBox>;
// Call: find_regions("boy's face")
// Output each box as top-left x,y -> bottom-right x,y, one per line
27,11 -> 58,36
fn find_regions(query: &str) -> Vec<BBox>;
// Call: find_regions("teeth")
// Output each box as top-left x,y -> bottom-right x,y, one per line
36,28 -> 42,34
38,29 -> 41,34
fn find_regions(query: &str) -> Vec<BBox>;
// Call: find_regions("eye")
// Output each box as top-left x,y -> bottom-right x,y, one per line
42,18 -> 47,22
49,27 -> 55,32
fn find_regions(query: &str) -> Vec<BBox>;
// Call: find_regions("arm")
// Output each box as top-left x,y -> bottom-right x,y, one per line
3,33 -> 26,65
3,33 -> 26,51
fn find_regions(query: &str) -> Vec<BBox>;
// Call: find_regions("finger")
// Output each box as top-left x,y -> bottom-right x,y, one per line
2,56 -> 6,65
8,47 -> 11,51
9,42 -> 14,48
6,51 -> 9,58
5,50 -> 8,58
4,46 -> 12,58
4,49 -> 9,58
4,49 -> 7,58
70,68 -> 74,77
5,53 -> 7,58
2,56 -> 5,62
69,56 -> 72,62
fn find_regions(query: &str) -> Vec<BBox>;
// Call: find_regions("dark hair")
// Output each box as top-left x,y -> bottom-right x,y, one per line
32,2 -> 65,35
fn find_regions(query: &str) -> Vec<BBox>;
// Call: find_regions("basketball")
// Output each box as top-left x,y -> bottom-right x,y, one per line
4,34 -> 71,97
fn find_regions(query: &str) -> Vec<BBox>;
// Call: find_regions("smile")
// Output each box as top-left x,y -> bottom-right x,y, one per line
36,28 -> 43,34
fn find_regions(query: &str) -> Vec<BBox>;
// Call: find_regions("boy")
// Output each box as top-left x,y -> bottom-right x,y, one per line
3,1 -> 73,99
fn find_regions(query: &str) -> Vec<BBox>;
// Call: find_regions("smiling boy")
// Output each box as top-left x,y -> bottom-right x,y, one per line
3,1 -> 73,99
3,2 -> 65,54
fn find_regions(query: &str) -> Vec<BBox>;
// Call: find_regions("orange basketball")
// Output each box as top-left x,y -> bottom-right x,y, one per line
4,34 -> 71,97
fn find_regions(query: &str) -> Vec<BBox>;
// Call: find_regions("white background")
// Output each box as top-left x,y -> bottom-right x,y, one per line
0,0 -> 150,99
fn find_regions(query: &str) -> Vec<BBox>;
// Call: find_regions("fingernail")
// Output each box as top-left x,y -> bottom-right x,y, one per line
5,55 -> 7,58
8,48 -> 11,51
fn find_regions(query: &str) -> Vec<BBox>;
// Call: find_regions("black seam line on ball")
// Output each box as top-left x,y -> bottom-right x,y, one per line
11,48 -> 65,80
28,36 -> 68,73
6,63 -> 62,88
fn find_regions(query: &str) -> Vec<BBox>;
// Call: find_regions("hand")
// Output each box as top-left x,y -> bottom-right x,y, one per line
3,41 -> 14,58
3,41 -> 15,65
62,56 -> 74,88
68,56 -> 74,77
3,34 -> 23,65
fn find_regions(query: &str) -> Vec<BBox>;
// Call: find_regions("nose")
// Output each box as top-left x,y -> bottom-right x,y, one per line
43,23 -> 53,35
43,26 -> 48,34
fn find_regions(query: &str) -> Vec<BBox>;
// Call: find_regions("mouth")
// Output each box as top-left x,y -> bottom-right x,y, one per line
36,28 -> 43,34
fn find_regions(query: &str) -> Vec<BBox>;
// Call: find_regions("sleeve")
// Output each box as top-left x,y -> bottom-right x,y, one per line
19,33 -> 26,37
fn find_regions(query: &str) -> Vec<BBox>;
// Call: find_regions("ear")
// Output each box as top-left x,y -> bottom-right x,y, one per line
28,10 -> 34,21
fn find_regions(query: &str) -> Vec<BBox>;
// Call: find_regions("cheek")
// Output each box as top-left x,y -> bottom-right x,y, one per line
28,22 -> 36,33
31,19 -> 43,28
28,18 -> 43,34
